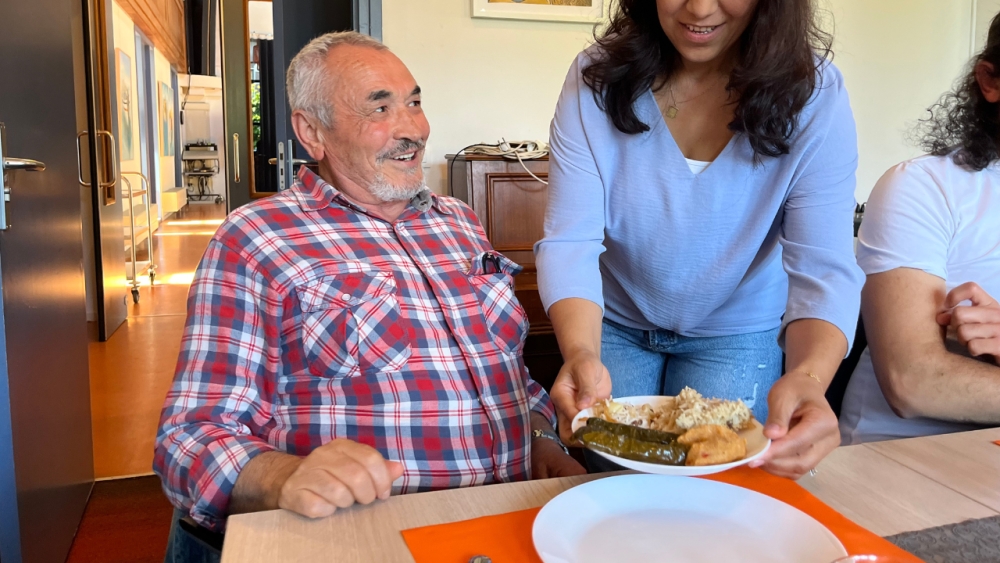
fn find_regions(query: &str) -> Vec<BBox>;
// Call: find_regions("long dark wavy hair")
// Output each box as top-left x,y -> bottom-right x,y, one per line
582,0 -> 832,160
917,13 -> 1000,170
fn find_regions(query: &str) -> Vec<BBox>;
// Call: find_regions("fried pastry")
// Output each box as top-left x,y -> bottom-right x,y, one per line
678,424 -> 747,466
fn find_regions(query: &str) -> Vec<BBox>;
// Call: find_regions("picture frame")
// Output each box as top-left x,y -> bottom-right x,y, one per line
115,48 -> 134,161
158,81 -> 175,157
470,0 -> 603,24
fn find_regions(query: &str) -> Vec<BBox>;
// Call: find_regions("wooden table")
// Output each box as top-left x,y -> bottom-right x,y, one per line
221,428 -> 1000,563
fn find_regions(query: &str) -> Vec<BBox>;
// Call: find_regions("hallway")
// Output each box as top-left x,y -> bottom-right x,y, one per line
89,203 -> 226,479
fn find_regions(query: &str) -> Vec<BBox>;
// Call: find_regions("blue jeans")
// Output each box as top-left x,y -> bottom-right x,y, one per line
586,319 -> 783,472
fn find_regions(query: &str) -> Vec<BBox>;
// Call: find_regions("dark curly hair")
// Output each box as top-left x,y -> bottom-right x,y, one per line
582,0 -> 832,160
917,12 -> 1000,171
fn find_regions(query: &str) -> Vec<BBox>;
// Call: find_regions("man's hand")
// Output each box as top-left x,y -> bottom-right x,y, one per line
549,350 -> 612,442
749,373 -> 840,479
531,437 -> 586,479
936,282 -> 1000,362
278,439 -> 404,519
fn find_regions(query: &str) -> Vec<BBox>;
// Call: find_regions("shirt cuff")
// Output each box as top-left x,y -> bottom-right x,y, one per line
539,285 -> 605,316
186,435 -> 277,532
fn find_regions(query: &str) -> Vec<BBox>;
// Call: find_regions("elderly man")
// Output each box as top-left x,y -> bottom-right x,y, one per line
155,31 -> 582,560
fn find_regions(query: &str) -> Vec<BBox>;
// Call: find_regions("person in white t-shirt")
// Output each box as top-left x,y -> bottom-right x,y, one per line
839,12 -> 1000,444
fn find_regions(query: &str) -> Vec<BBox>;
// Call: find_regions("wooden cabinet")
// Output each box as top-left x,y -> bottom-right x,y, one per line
447,154 -> 563,389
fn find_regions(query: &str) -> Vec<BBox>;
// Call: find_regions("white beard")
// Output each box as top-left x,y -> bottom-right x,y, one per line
369,171 -> 426,203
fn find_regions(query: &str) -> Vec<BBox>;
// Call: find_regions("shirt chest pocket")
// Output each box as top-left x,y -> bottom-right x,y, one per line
467,252 -> 528,355
296,268 -> 411,378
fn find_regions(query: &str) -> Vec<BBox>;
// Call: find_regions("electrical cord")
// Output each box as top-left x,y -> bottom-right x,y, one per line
448,139 -> 550,187
180,72 -> 193,125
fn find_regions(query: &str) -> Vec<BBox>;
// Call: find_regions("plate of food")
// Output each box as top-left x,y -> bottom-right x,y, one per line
532,474 -> 847,563
570,388 -> 770,476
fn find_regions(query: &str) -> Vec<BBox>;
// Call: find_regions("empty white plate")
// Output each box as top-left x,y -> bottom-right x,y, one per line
571,395 -> 771,476
533,474 -> 847,563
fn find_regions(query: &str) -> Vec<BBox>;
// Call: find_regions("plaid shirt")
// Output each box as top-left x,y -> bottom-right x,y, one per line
154,168 -> 555,531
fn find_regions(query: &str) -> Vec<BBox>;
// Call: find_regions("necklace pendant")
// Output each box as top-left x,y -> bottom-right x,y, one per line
666,106 -> 678,119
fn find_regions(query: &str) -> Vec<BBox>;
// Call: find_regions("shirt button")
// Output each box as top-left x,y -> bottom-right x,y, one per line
342,294 -> 352,301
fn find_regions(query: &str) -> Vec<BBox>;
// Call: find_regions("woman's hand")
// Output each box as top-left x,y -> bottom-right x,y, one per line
748,373 -> 840,479
549,350 -> 612,442
546,298 -> 610,442
936,282 -> 1000,362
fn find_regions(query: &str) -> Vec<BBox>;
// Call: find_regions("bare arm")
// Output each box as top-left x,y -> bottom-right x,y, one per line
230,451 -> 302,514
549,298 -> 603,362
751,319 -> 844,478
546,298 -> 612,441
863,268 -> 1000,422
784,318 -> 848,388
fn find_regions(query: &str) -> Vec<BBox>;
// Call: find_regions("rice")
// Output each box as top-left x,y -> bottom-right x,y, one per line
591,387 -> 753,433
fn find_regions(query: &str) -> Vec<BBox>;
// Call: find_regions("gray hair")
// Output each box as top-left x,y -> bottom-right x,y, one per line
285,31 -> 388,129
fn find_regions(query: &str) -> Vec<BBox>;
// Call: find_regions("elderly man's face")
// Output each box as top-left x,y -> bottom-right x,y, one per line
302,45 -> 430,202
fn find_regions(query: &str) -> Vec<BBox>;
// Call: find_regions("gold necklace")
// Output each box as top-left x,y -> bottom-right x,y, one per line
664,76 -> 724,119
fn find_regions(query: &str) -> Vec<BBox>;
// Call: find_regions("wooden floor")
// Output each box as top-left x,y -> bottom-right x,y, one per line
66,476 -> 175,563
90,203 -> 226,478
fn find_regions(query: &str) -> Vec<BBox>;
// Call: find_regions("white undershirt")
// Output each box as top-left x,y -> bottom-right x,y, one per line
685,158 -> 711,175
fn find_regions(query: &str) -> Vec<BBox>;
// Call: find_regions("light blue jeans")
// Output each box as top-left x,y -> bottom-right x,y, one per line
586,319 -> 783,472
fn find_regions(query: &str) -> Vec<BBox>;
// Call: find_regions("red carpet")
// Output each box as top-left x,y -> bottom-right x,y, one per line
67,476 -> 174,563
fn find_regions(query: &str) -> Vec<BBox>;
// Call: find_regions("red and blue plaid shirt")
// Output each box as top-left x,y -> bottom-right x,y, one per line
154,168 -> 555,531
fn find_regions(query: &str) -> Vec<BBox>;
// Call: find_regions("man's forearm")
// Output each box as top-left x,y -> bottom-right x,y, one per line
879,347 -> 1000,423
229,451 -> 302,515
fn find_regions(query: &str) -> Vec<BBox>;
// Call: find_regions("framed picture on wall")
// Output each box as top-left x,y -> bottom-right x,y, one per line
471,0 -> 603,23
158,81 -> 175,157
115,49 -> 134,161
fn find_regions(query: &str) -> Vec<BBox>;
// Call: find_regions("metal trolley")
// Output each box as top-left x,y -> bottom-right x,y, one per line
121,171 -> 157,304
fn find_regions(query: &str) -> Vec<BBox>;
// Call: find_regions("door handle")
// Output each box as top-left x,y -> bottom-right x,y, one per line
3,158 -> 46,172
232,133 -> 240,183
267,158 -> 308,165
95,130 -> 118,189
77,131 -> 90,186
0,122 -> 47,231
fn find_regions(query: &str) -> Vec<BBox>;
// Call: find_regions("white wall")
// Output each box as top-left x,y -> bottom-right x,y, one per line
154,47 -> 176,208
823,0 -> 976,201
248,1 -> 274,39
382,0 -> 608,195
111,0 -> 179,225
384,1 -> 979,201
976,0 -> 1000,51
112,1 -> 141,176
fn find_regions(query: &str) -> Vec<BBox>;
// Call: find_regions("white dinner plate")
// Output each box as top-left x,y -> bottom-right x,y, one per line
571,395 -> 771,476
532,474 -> 847,563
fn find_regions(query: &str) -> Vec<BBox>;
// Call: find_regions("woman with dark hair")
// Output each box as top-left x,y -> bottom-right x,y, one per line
535,0 -> 864,478
839,12 -> 1000,445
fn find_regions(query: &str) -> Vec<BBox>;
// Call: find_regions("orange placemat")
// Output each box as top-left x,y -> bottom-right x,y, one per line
401,466 -> 922,563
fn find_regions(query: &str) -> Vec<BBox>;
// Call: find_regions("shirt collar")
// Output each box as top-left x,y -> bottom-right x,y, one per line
291,167 -> 445,216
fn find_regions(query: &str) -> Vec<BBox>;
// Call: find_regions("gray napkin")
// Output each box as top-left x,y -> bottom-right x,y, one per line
886,515 -> 1000,563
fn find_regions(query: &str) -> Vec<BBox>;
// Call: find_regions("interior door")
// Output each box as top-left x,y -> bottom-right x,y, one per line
220,0 -> 365,210
220,0 -> 254,209
0,0 -> 96,562
271,0 -> 354,175
90,0 -> 130,341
